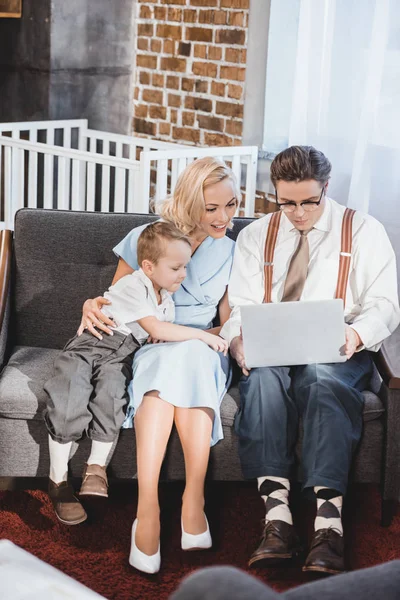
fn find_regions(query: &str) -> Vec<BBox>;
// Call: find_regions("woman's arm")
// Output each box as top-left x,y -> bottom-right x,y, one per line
137,316 -> 228,354
77,258 -> 135,339
207,288 -> 231,336
112,257 -> 135,285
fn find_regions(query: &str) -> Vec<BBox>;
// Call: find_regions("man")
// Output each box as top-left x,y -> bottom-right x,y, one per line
220,146 -> 400,574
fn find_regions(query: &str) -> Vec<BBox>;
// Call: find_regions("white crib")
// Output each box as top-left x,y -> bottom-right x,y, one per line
0,119 -> 258,228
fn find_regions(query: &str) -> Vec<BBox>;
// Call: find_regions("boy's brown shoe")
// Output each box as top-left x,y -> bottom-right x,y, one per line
48,479 -> 87,525
79,464 -> 109,497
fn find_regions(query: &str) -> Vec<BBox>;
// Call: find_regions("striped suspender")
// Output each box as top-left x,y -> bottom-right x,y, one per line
263,207 -> 355,304
335,208 -> 356,305
263,211 -> 282,303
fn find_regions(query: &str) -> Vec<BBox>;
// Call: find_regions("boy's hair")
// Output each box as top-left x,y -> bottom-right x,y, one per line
137,221 -> 191,266
270,146 -> 332,187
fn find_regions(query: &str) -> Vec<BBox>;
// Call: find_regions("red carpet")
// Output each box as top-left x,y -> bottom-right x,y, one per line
0,482 -> 399,599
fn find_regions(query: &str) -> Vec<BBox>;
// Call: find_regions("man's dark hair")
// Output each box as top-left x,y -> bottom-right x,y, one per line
270,146 -> 332,187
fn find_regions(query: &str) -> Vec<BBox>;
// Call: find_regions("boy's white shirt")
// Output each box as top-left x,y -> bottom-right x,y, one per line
102,269 -> 175,343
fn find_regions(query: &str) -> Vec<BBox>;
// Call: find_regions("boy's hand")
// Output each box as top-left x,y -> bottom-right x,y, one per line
147,336 -> 163,344
201,332 -> 229,355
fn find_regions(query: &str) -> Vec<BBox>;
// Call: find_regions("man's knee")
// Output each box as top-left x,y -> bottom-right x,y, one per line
242,366 -> 287,390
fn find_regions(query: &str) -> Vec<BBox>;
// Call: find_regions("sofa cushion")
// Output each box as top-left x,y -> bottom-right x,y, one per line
0,346 -> 239,427
0,346 -> 385,426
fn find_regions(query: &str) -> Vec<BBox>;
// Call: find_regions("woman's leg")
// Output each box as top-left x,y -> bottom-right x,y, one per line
174,406 -> 213,534
134,392 -> 175,554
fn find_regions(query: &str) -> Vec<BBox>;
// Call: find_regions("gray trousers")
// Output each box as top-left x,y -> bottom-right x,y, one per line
235,351 -> 373,493
44,330 -> 140,443
170,561 -> 400,600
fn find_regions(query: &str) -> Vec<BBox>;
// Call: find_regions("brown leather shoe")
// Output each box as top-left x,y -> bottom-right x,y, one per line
303,528 -> 345,575
48,480 -> 87,525
79,464 -> 108,497
248,520 -> 301,566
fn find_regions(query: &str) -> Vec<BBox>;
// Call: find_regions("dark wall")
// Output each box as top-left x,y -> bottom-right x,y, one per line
0,0 -> 51,122
0,0 -> 134,133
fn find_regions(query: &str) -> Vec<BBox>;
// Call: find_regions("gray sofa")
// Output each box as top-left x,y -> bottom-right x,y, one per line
0,209 -> 399,525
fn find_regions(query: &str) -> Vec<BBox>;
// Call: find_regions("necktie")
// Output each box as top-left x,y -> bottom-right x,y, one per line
282,230 -> 311,302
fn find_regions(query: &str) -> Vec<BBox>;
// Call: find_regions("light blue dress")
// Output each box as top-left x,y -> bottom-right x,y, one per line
114,223 -> 235,446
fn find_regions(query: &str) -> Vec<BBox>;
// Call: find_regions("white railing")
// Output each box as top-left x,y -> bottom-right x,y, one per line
139,145 -> 258,217
0,119 -> 259,227
0,119 -> 88,149
0,119 -> 181,156
0,135 -> 141,229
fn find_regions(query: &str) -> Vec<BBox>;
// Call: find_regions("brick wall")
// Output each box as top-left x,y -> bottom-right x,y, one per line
133,0 -> 250,146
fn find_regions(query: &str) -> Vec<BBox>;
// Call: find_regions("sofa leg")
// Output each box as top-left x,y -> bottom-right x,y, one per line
381,498 -> 398,527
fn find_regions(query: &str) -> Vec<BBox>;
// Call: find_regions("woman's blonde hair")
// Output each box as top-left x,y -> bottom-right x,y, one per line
156,156 -> 241,236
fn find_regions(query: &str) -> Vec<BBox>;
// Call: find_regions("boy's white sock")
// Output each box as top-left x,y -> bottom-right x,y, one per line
87,440 -> 113,467
48,435 -> 72,484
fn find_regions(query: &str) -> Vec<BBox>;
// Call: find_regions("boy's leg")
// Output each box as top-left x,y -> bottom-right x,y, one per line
80,333 -> 140,497
44,332 -> 98,445
44,332 -> 99,524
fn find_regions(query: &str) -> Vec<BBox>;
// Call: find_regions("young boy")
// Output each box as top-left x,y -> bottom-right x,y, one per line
44,221 -> 227,525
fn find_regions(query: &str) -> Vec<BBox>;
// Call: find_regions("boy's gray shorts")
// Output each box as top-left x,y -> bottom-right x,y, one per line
44,330 -> 140,443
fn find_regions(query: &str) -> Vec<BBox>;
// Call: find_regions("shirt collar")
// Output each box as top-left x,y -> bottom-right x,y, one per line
281,196 -> 332,235
137,268 -> 171,305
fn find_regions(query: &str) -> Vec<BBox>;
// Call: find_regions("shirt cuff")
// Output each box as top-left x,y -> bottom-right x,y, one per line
220,318 -> 241,345
349,317 -> 391,352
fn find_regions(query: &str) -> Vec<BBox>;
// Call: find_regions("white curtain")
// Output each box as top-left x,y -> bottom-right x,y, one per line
287,0 -> 400,269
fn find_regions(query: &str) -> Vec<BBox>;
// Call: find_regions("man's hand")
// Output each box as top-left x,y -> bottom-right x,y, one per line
230,334 -> 251,376
344,325 -> 362,359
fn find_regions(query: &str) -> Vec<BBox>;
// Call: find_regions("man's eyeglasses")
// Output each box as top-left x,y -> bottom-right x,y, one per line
275,186 -> 326,213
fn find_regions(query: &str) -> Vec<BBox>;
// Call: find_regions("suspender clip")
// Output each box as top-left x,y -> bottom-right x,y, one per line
264,261 -> 273,266
340,252 -> 351,257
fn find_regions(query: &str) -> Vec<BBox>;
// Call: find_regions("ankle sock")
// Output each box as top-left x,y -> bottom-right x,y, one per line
258,476 -> 293,525
48,435 -> 72,484
314,486 -> 343,535
87,440 -> 113,467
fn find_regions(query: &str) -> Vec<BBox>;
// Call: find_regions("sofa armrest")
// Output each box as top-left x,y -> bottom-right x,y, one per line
0,230 -> 12,369
373,326 -> 400,390
0,230 -> 12,331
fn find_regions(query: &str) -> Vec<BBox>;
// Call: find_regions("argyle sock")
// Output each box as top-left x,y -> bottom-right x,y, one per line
314,486 -> 343,535
258,476 -> 293,525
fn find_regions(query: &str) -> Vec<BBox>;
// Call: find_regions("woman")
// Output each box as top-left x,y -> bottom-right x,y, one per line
78,157 -> 239,573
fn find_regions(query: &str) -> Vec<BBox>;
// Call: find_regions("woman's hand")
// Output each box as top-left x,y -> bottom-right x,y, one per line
77,297 -> 115,339
230,334 -> 250,376
201,332 -> 229,355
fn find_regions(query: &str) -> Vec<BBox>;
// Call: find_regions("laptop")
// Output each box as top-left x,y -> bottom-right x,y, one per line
240,299 -> 347,368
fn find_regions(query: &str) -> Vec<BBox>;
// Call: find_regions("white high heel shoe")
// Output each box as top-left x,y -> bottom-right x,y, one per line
129,519 -> 161,574
181,513 -> 212,551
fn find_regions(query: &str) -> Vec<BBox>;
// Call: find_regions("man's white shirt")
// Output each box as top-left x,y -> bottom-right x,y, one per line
220,197 -> 400,351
